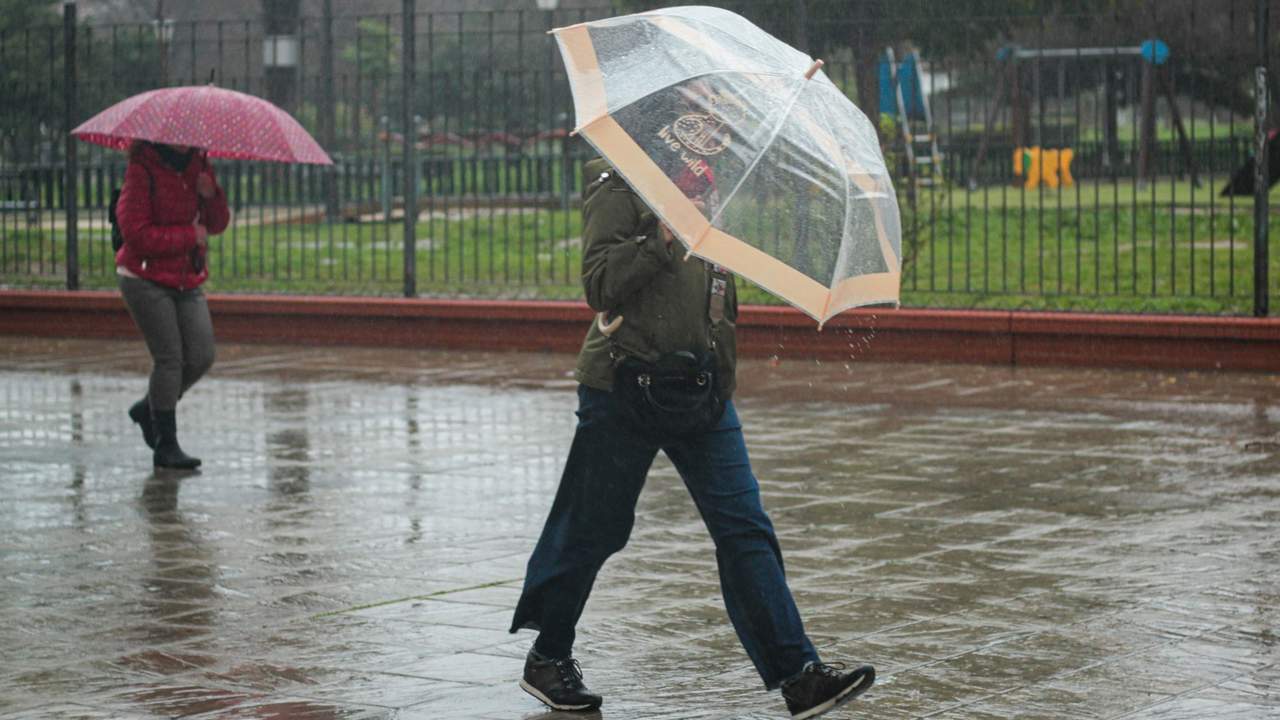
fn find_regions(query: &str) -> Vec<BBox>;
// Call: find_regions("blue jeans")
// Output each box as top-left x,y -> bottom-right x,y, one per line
510,385 -> 819,689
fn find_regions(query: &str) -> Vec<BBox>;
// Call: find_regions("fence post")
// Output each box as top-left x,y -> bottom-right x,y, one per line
544,9 -> 555,196
381,116 -> 392,221
63,1 -> 79,291
401,0 -> 417,297
1256,0 -> 1270,318
321,0 -> 338,221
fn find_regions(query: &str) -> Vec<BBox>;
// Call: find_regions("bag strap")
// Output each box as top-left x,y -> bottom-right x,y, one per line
706,263 -> 729,349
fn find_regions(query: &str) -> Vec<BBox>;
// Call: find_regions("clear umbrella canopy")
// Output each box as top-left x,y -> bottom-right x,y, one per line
554,5 -> 901,325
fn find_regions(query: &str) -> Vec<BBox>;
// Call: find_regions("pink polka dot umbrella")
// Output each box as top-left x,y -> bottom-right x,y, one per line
71,85 -> 332,165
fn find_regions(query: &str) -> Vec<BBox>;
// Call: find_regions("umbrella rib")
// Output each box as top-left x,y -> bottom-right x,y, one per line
700,74 -> 813,251
818,90 -> 857,290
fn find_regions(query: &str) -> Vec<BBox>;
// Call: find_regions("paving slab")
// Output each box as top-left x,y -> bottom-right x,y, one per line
1,337 -> 1278,719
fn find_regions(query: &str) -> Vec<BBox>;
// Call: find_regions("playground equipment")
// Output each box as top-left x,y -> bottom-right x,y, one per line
880,48 -> 944,193
1012,146 -> 1075,190
969,39 -> 1198,190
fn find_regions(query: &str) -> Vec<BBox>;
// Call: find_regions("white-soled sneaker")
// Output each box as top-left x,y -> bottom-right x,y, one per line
519,651 -> 602,712
781,661 -> 875,719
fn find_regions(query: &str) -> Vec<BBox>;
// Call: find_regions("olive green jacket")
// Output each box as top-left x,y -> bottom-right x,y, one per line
573,157 -> 739,398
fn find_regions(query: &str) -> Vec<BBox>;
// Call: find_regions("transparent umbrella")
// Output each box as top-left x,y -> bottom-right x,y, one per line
553,5 -> 901,326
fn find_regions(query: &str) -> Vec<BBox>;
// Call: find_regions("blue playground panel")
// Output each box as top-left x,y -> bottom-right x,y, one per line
879,52 -> 926,120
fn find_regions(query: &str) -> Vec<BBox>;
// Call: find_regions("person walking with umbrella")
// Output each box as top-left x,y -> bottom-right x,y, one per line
113,140 -> 228,469
511,7 -> 902,718
510,153 -> 874,719
72,85 -> 333,469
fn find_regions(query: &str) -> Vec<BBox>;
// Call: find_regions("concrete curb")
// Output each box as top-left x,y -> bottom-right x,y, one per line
2,290 -> 1278,372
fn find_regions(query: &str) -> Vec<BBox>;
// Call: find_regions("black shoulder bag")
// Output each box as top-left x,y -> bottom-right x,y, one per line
609,264 -> 730,446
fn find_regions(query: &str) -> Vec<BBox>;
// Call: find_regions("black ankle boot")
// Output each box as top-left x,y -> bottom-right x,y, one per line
128,398 -> 156,449
152,409 -> 201,470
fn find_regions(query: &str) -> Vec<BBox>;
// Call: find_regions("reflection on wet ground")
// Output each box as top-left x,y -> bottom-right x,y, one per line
1,337 -> 1278,719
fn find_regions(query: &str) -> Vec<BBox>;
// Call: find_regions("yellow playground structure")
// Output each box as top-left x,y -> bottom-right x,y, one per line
1012,147 -> 1076,190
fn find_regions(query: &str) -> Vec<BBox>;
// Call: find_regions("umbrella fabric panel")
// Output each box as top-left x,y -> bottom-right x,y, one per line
606,73 -> 796,200
72,86 -> 332,165
806,82 -> 903,277
716,86 -> 861,287
581,7 -> 809,120
730,78 -> 899,283
581,22 -> 708,118
74,88 -> 289,160
607,72 -> 898,286
713,140 -> 850,286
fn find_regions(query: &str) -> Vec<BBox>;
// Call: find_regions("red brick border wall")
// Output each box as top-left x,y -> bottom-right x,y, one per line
2,290 -> 1278,372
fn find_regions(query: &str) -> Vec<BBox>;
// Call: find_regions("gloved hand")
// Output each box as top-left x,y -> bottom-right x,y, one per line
636,210 -> 677,247
635,211 -> 659,241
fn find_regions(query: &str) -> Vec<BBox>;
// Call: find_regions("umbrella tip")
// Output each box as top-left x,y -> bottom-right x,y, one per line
804,59 -> 824,80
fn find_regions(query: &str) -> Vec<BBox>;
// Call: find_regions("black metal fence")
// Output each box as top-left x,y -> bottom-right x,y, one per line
1,0 -> 1276,315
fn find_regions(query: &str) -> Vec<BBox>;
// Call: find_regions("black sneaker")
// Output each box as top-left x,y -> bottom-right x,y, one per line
519,651 -> 603,712
781,661 -> 875,720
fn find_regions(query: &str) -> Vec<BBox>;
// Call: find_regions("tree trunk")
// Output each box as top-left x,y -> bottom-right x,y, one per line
851,18 -> 882,141
793,0 -> 809,53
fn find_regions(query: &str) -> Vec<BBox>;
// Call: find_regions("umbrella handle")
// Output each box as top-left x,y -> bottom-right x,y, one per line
596,312 -> 623,336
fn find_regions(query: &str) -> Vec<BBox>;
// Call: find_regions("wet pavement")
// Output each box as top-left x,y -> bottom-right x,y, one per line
2,336 -> 1279,720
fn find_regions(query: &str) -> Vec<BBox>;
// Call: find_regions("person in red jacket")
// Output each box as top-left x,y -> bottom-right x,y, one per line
115,140 -> 230,469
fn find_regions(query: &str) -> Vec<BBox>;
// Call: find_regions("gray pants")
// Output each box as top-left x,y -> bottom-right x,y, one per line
119,275 -> 215,412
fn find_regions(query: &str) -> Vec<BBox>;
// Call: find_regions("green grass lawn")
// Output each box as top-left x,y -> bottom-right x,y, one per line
896,203 -> 1278,312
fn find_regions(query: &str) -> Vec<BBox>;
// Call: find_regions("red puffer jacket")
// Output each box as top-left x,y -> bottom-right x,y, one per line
114,144 -> 230,290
